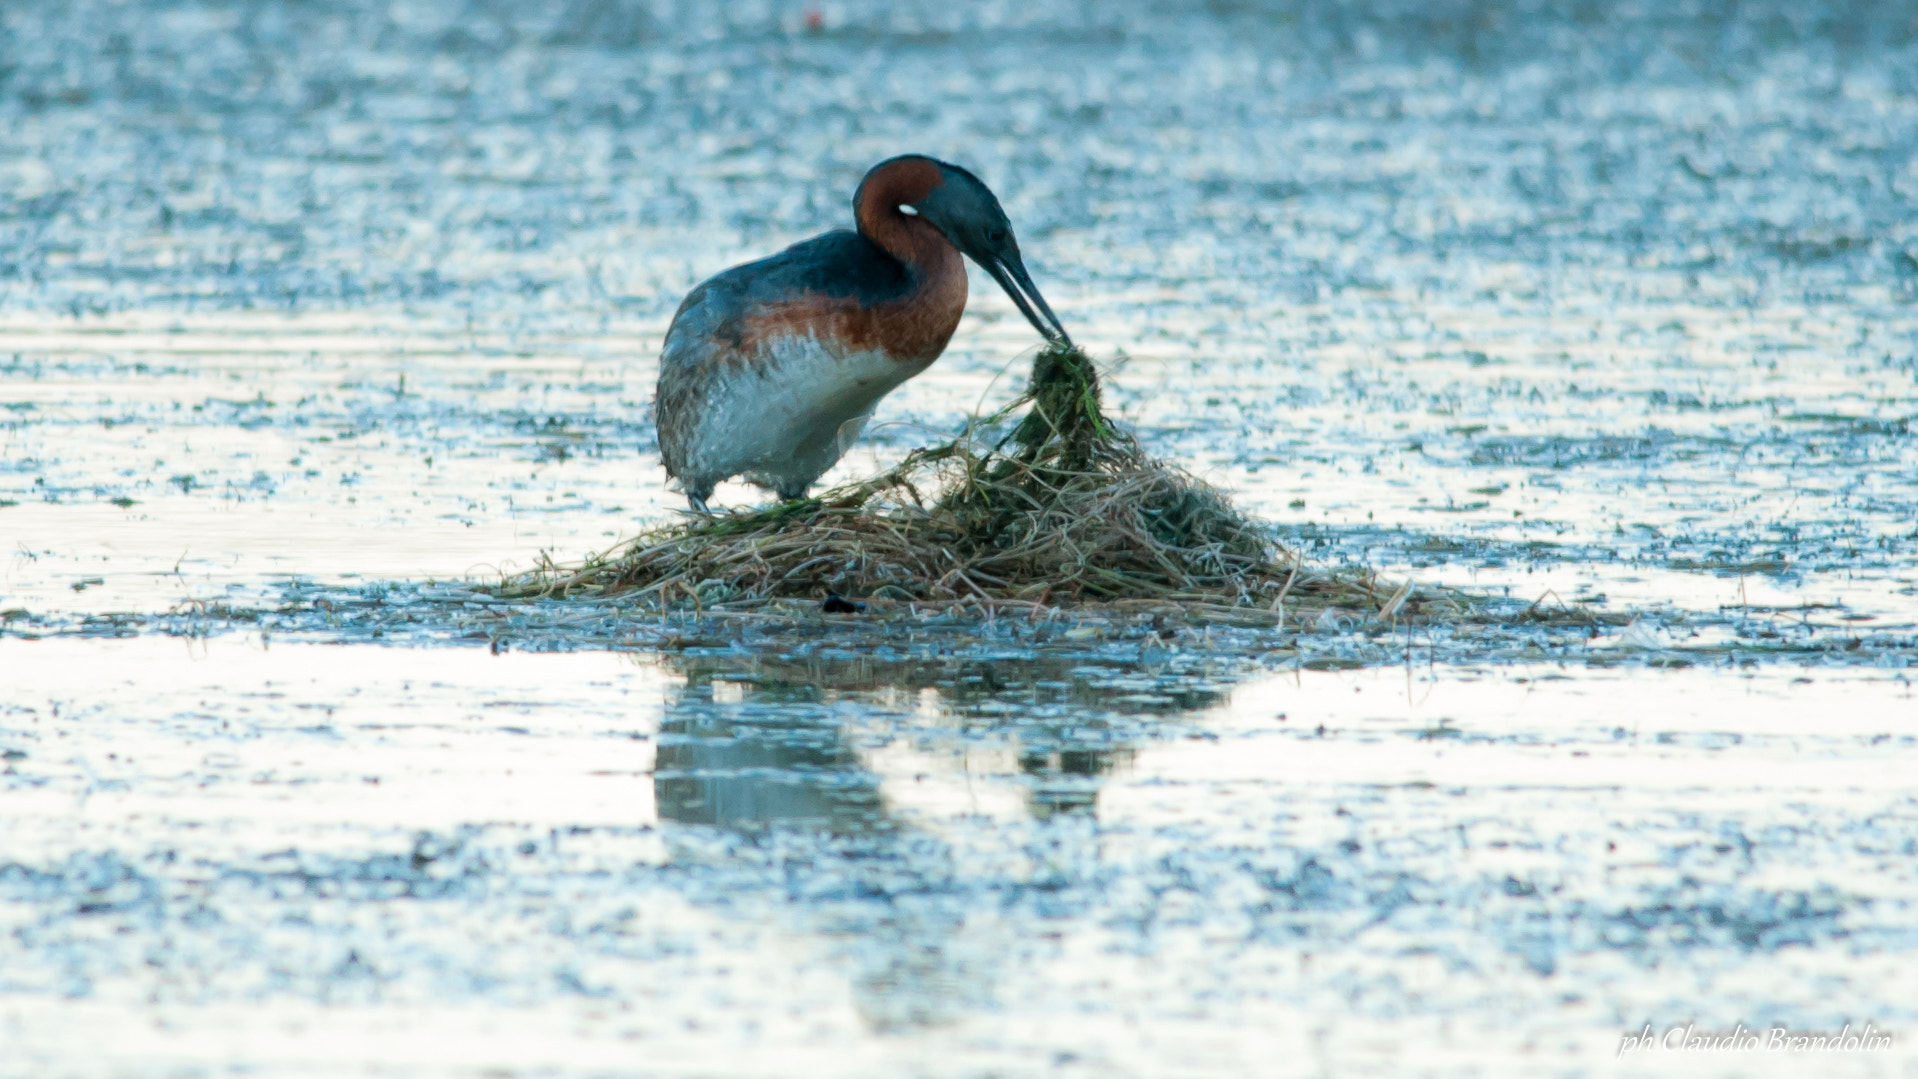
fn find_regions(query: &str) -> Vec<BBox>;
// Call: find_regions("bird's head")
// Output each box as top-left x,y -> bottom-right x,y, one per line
859,155 -> 1073,346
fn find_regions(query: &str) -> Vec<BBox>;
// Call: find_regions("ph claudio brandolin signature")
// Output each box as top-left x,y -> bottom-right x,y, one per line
1618,1022 -> 1892,1057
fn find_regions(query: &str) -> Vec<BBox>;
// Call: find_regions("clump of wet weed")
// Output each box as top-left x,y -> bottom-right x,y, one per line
495,344 -> 1465,622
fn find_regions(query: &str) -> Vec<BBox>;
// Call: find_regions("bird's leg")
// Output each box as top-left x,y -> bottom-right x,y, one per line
774,481 -> 811,502
685,482 -> 714,515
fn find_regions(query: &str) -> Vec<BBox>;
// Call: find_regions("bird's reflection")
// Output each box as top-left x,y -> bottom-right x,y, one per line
652,650 -> 1228,831
653,678 -> 888,834
645,646 -> 1231,1031
1021,746 -> 1113,820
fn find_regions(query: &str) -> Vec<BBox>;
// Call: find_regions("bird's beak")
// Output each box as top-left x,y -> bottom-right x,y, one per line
983,251 -> 1072,347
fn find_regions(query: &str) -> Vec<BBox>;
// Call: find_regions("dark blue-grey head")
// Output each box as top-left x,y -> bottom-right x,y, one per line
856,155 -> 1072,346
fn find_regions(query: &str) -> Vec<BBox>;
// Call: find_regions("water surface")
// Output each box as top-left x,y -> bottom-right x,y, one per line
3,1 -> 1917,1075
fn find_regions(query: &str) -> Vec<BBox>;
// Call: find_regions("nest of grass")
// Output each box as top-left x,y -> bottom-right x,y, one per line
497,343 -> 1457,623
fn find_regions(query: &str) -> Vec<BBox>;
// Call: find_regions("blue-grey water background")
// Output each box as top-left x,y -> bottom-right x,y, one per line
3,2 -> 1917,1076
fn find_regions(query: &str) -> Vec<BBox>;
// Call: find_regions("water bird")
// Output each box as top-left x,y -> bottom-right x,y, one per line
655,154 -> 1071,512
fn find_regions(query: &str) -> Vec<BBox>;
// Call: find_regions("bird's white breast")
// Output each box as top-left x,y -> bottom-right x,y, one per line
682,332 -> 925,491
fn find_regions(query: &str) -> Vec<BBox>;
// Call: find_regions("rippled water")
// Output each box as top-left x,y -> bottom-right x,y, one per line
3,1 -> 1917,1076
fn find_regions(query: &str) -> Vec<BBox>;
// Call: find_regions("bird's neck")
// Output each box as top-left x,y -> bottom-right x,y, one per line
853,166 -> 967,364
863,215 -> 960,284
854,160 -> 955,276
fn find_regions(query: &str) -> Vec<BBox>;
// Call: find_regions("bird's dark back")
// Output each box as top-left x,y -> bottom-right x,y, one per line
664,230 -> 914,354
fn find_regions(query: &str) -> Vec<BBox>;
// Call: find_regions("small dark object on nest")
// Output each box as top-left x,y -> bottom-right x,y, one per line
821,592 -> 865,614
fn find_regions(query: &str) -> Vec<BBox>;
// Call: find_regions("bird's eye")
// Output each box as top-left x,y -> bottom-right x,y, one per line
987,227 -> 1006,244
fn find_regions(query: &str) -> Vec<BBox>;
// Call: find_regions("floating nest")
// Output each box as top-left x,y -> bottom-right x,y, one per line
496,343 -> 1464,624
